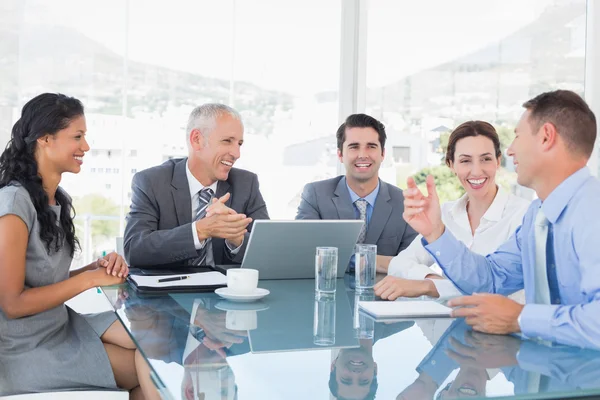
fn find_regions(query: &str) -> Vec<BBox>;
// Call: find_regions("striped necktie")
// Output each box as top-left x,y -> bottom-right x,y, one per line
191,187 -> 214,266
355,199 -> 368,243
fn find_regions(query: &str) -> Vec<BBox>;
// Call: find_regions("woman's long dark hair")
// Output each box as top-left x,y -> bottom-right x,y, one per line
0,93 -> 83,256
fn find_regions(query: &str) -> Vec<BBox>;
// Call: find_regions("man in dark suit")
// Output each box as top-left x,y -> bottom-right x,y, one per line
296,114 -> 417,272
124,104 -> 269,267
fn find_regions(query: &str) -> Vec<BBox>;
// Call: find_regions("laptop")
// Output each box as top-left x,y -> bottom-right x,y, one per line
241,220 -> 363,279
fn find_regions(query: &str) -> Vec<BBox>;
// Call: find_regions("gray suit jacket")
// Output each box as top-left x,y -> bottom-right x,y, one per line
295,176 -> 417,256
124,158 -> 269,267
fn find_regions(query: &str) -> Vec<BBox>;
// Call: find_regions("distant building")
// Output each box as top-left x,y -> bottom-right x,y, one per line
61,113 -> 186,204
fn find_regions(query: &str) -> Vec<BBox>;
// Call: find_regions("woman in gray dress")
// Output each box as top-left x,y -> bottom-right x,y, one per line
0,93 -> 149,399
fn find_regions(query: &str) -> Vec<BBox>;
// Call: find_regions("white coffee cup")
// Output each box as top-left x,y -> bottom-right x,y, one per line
226,310 -> 258,330
227,268 -> 259,294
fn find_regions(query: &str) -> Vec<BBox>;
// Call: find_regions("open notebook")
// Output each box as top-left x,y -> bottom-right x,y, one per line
128,271 -> 227,294
358,300 -> 452,320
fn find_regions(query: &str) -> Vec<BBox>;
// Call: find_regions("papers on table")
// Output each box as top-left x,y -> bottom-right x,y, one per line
358,300 -> 452,320
129,271 -> 227,289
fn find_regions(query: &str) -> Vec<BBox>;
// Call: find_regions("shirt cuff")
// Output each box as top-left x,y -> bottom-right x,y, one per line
518,304 -> 560,342
191,222 -> 207,250
226,238 -> 243,254
428,278 -> 464,299
422,228 -> 461,267
406,264 -> 440,280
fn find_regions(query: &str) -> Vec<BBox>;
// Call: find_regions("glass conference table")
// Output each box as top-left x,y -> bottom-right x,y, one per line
101,275 -> 600,400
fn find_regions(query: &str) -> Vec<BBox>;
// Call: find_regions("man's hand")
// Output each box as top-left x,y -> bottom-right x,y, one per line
445,331 -> 521,369
196,213 -> 252,242
227,234 -> 245,249
402,175 -> 445,243
202,193 -> 246,247
374,276 -> 439,300
449,293 -> 524,334
205,193 -> 236,218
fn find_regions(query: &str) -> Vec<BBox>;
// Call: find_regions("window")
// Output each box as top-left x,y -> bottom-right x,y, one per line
392,146 -> 411,164
366,0 -> 586,201
3,0 -> 587,268
1,0 -> 340,268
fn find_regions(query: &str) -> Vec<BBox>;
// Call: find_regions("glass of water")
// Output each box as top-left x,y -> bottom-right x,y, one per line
355,244 -> 377,291
315,247 -> 338,295
353,292 -> 375,339
313,294 -> 336,346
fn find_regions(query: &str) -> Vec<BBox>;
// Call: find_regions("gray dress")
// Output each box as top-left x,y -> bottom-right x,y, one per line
0,185 -> 118,395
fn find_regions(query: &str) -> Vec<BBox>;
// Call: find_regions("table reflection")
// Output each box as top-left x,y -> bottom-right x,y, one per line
333,286 -> 414,400
103,280 -> 600,400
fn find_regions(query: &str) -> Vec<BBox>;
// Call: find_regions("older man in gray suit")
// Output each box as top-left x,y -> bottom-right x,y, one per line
124,104 -> 269,268
296,114 -> 417,273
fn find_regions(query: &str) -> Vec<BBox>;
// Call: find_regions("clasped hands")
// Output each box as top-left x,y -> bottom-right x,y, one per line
84,251 -> 129,287
195,192 -> 252,248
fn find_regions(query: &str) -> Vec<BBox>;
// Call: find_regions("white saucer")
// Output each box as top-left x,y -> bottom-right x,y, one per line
214,287 -> 270,303
215,300 -> 269,312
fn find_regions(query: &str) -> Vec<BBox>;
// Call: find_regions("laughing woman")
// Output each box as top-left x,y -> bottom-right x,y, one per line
375,121 -> 530,302
0,93 -> 147,399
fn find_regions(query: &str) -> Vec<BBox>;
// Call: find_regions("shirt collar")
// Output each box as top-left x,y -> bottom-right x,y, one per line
541,167 -> 591,224
449,185 -> 507,223
186,159 -> 218,199
481,185 -> 509,222
450,192 -> 469,219
345,177 -> 380,207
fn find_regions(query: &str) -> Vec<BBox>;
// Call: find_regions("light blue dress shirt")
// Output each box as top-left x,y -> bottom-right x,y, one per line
423,167 -> 600,349
345,177 -> 379,226
506,341 -> 600,393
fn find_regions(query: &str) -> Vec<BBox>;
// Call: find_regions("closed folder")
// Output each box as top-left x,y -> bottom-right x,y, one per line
127,271 -> 227,294
358,300 -> 452,320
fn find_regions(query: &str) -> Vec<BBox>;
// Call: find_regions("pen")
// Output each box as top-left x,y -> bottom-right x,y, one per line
158,276 -> 190,283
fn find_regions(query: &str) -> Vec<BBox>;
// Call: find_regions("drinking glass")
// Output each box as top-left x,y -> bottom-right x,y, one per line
315,247 -> 338,294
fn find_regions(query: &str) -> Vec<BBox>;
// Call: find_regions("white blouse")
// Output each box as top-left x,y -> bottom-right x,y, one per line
388,186 -> 530,301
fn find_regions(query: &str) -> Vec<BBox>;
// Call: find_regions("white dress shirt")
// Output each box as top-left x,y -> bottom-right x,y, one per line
186,161 -> 241,266
388,186 -> 530,301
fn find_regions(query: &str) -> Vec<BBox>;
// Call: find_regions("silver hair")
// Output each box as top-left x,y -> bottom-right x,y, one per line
185,103 -> 243,144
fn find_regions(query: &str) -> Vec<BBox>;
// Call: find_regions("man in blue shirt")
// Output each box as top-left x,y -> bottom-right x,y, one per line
401,90 -> 600,349
296,114 -> 417,272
